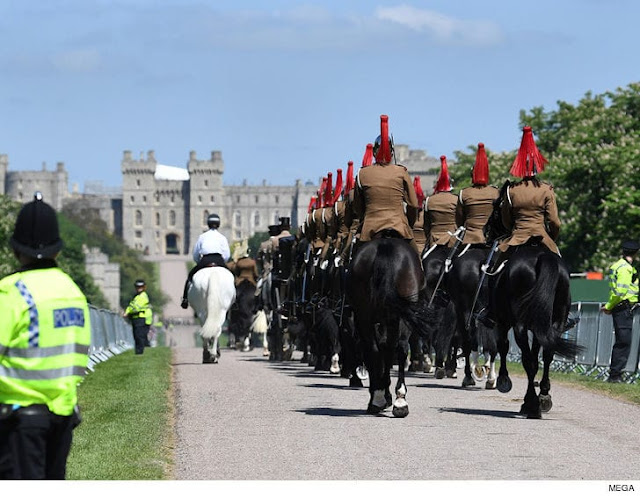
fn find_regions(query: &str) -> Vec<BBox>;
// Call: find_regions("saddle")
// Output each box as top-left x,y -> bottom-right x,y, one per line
373,228 -> 404,239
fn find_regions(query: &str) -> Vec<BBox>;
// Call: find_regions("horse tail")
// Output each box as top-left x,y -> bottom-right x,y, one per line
371,240 -> 431,340
519,252 -> 578,359
201,269 -> 236,340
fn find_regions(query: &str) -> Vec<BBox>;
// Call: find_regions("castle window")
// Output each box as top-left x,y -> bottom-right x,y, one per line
170,195 -> 174,203
203,210 -> 209,226
234,211 -> 241,227
130,195 -> 135,203
273,211 -> 280,224
18,192 -> 23,200
135,230 -> 142,239
211,195 -> 215,203
135,210 -> 142,226
234,230 -> 241,240
254,195 -> 259,203
236,195 -> 240,203
136,179 -> 141,187
275,195 -> 279,204
204,180 -> 209,187
253,211 -> 260,227
169,210 -> 176,226
143,195 -> 147,203
155,212 -> 160,226
155,192 -> 160,202
198,195 -> 202,203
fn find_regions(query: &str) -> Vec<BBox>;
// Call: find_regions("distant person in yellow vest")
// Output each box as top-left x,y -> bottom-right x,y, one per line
423,155 -> 458,252
0,192 -> 90,479
353,115 -> 419,252
124,279 -> 152,355
456,143 -> 500,245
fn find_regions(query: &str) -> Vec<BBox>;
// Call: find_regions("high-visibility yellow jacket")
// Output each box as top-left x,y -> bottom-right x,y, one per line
0,267 -> 90,416
125,291 -> 152,325
605,258 -> 639,311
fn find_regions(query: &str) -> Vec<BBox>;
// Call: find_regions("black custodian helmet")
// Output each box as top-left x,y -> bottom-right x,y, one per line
134,279 -> 146,287
10,192 -> 63,260
207,213 -> 221,229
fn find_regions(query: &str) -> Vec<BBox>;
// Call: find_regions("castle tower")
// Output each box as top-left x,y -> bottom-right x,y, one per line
121,150 -> 159,254
187,151 -> 226,251
0,154 -> 7,195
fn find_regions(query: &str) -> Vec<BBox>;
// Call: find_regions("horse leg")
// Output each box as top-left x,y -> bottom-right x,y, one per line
392,326 -> 410,418
539,348 -> 554,413
361,325 -> 388,415
496,325 -> 512,393
408,331 -> 423,372
461,322 -> 476,387
514,330 -> 541,419
484,348 -> 498,389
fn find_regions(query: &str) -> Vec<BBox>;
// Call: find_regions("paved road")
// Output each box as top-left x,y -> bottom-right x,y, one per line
171,326 -> 640,481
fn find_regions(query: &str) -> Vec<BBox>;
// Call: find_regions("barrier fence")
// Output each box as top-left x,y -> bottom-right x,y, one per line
87,305 -> 134,371
505,302 -> 640,384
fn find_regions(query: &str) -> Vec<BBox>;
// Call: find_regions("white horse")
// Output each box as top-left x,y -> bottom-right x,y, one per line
188,267 -> 236,363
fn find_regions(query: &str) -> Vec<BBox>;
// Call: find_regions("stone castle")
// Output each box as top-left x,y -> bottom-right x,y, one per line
1,145 -> 440,255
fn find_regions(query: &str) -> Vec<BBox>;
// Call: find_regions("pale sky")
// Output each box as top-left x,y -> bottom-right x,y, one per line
1,0 -> 638,191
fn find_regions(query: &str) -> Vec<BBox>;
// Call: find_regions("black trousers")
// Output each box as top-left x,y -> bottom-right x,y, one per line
182,253 -> 227,301
132,317 -> 149,355
610,304 -> 634,377
0,406 -> 79,479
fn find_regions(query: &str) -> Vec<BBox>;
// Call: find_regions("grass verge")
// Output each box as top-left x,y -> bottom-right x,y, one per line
67,347 -> 174,480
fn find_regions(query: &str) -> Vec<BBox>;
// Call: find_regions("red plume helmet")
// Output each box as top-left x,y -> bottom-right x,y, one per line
510,126 -> 548,178
413,176 -> 426,207
308,196 -> 316,213
472,143 -> 489,185
362,143 -> 374,167
332,168 -> 343,205
344,161 -> 355,195
324,172 -> 334,207
434,155 -> 453,193
375,115 -> 392,164
317,177 -> 326,208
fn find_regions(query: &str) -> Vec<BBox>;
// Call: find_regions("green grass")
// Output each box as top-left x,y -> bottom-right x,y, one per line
67,347 -> 174,480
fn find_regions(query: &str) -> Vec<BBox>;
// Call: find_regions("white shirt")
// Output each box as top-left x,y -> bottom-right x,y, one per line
192,229 -> 231,263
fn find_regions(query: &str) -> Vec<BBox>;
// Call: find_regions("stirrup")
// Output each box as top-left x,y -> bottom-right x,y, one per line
181,298 -> 189,309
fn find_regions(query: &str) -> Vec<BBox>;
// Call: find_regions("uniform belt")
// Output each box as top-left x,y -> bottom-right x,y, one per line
0,403 -> 51,417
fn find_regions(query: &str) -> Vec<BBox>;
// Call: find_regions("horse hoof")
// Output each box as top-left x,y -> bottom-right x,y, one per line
485,379 -> 497,390
497,376 -> 512,393
472,365 -> 487,383
539,394 -> 553,413
366,403 -> 386,415
356,365 -> 368,380
446,369 -> 457,378
435,368 -> 445,379
462,376 -> 476,388
392,403 -> 409,418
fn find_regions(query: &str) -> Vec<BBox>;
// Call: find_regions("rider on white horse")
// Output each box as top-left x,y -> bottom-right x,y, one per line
181,213 -> 231,309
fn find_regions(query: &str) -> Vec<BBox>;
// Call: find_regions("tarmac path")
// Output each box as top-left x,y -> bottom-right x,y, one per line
169,325 -> 640,482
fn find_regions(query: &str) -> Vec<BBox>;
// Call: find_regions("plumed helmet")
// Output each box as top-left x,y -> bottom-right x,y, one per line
510,126 -> 548,178
373,115 -> 393,164
207,213 -> 221,229
10,192 -> 63,260
472,143 -> 490,185
434,156 -> 453,193
134,279 -> 146,287
361,144 -> 374,167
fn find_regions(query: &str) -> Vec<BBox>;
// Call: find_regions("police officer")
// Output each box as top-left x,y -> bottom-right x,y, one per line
353,115 -> 419,251
124,279 -> 152,355
456,143 -> 500,245
601,240 -> 639,383
0,193 -> 90,479
181,213 -> 231,308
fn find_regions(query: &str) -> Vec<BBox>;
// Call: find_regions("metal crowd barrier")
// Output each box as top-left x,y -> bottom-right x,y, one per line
505,302 -> 640,383
87,305 -> 134,371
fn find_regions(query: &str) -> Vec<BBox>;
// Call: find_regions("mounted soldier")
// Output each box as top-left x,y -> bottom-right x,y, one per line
352,115 -> 419,253
423,155 -> 458,256
412,176 -> 427,255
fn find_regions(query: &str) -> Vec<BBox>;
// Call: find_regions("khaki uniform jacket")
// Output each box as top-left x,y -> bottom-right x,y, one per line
310,209 -> 326,251
498,180 -> 561,255
413,208 -> 427,254
353,163 -> 419,241
456,185 -> 500,245
424,191 -> 458,247
233,257 -> 259,287
334,200 -> 348,253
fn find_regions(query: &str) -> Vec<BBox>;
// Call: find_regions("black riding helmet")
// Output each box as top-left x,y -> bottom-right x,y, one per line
207,213 -> 221,229
10,192 -> 63,260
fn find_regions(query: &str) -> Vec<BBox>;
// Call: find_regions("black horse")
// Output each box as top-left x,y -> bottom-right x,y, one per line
346,234 -> 429,417
485,189 -> 580,418
228,279 -> 256,351
446,244 -> 499,388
